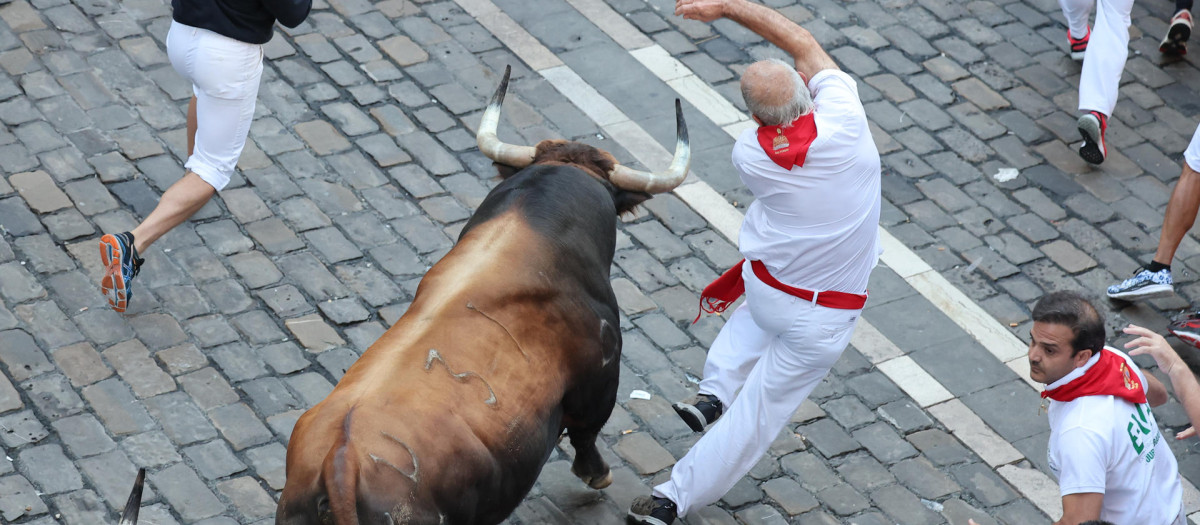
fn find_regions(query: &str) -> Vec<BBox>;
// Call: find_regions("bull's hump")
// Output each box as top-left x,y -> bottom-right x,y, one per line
422,211 -> 556,303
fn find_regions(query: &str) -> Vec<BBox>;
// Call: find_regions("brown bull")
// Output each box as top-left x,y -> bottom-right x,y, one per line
276,66 -> 691,525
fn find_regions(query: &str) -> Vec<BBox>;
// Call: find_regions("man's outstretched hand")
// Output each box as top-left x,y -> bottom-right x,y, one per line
676,0 -> 732,22
1124,324 -> 1184,375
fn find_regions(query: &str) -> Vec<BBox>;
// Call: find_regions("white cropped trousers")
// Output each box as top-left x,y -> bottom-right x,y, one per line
166,20 -> 264,191
653,262 -> 861,516
1060,0 -> 1135,116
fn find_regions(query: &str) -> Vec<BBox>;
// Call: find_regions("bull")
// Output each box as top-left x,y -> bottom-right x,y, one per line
275,66 -> 691,524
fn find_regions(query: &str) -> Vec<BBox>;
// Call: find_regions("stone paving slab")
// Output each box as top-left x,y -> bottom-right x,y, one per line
4,0 -> 1200,523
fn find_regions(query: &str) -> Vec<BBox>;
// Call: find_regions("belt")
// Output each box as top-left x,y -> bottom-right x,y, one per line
749,260 -> 867,310
696,259 -> 867,323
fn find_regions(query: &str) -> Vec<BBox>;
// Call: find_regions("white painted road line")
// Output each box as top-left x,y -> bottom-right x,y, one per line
850,319 -> 905,365
927,399 -> 1023,468
997,464 -> 1065,519
876,355 -> 954,408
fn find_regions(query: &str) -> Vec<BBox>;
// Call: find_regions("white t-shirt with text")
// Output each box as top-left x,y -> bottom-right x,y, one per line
731,69 -> 881,294
1046,348 -> 1183,525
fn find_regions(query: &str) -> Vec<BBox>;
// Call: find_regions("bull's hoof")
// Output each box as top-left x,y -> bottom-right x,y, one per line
571,466 -> 613,489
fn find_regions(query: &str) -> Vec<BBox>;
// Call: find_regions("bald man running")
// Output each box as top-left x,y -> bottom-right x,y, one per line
628,0 -> 881,523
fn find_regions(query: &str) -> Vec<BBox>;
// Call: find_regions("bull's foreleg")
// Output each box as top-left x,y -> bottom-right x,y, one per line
567,427 -> 612,489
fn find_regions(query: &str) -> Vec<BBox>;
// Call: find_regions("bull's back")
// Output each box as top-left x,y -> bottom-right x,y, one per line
281,197 -> 618,524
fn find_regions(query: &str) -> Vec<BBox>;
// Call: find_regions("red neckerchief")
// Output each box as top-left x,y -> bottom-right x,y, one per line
755,113 -> 818,170
1041,349 -> 1146,405
694,260 -> 746,323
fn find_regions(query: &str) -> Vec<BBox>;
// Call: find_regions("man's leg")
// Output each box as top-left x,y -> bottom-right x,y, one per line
695,304 -> 773,404
1155,164 -> 1200,267
129,173 -> 216,253
1108,125 -> 1200,300
130,94 -> 206,254
187,95 -> 197,156
651,303 -> 855,517
676,263 -> 776,431
1060,0 -> 1094,48
1076,0 -> 1134,164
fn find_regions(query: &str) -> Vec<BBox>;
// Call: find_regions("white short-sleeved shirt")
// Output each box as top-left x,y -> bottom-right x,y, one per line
1046,348 -> 1183,525
731,69 -> 881,294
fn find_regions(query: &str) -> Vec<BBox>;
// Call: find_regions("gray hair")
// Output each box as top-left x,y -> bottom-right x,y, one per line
741,58 -> 814,127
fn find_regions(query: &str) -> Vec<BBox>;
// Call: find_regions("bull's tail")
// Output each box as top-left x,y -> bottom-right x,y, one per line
320,429 -> 362,524
118,468 -> 145,525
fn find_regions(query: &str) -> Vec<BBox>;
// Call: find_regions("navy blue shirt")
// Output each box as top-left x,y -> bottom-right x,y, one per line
173,0 -> 311,44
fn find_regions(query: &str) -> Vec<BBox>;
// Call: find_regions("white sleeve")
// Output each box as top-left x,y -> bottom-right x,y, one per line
1185,123 -> 1200,172
809,70 -> 864,118
1055,426 -> 1109,496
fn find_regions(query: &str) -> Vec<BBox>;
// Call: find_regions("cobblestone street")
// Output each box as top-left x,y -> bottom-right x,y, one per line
4,0 -> 1200,523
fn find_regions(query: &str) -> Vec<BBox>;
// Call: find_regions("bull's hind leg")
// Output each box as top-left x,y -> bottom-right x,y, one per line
563,362 -> 616,490
565,316 -> 621,489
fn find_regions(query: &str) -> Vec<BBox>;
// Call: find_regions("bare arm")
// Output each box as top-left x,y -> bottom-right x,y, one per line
1053,492 -> 1103,525
1126,324 -> 1200,415
1145,371 -> 1168,407
675,0 -> 838,80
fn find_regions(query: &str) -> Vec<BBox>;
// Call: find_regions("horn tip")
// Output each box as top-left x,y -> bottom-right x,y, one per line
674,98 -> 688,143
489,65 -> 513,108
118,468 -> 145,525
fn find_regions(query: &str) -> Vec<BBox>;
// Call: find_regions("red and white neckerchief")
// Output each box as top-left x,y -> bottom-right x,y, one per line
754,113 -> 818,170
1040,349 -> 1147,414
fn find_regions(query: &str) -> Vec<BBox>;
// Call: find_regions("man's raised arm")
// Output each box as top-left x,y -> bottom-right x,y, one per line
676,0 -> 838,80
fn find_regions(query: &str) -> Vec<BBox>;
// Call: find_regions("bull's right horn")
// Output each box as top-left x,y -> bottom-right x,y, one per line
608,98 -> 691,194
118,468 -> 145,525
477,65 -> 536,168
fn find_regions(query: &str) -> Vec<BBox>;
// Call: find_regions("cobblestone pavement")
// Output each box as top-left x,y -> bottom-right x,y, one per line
2,0 -> 1200,523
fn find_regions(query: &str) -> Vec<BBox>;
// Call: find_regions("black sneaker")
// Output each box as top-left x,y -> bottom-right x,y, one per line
1077,111 -> 1107,165
628,496 -> 677,525
672,393 -> 723,432
1161,10 -> 1193,55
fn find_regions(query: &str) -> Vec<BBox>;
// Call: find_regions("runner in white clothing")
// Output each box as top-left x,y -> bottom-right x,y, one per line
1027,291 -> 1183,525
628,0 -> 880,522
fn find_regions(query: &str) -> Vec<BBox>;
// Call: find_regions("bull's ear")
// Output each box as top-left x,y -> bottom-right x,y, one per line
614,190 -> 652,215
493,162 -> 521,180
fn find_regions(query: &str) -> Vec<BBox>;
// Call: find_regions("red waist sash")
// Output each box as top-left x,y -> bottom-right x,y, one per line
695,259 -> 868,323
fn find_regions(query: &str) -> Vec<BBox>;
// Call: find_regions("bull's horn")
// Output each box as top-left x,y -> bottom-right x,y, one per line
477,65 -> 536,167
118,468 -> 145,525
609,98 -> 691,194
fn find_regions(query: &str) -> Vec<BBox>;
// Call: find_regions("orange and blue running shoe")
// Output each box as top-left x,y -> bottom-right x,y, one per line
99,232 -> 143,313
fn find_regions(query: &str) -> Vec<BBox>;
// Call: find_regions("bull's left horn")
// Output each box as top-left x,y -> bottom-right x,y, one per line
118,468 -> 145,525
609,98 -> 691,194
477,65 -> 536,168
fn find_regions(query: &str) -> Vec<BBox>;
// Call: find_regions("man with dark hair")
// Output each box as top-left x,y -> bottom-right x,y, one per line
1029,291 -> 1184,525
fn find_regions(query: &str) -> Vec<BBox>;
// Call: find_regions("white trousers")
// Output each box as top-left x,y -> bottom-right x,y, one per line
166,20 -> 264,191
1060,0 -> 1134,116
653,263 -> 860,516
